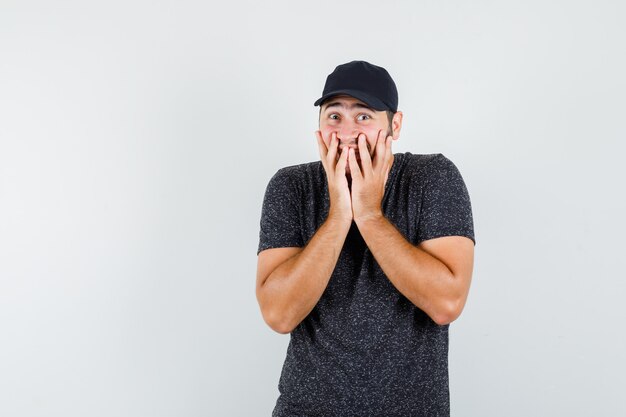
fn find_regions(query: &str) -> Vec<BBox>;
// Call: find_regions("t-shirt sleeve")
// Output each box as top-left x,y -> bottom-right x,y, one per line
416,154 -> 476,245
257,168 -> 305,255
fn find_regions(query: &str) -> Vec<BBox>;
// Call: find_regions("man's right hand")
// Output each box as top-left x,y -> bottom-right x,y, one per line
316,130 -> 353,226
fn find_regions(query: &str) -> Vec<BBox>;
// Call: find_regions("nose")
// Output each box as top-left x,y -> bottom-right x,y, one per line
336,120 -> 359,150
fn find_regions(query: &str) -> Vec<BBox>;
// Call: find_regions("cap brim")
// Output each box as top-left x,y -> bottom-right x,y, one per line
313,89 -> 389,111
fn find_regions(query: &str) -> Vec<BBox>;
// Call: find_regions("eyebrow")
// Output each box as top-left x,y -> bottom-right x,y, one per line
322,102 -> 375,112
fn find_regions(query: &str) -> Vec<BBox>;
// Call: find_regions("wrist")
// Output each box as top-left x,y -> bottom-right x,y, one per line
354,210 -> 385,227
326,210 -> 353,229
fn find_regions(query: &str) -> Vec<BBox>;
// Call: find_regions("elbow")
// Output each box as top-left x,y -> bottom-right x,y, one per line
274,323 -> 294,335
261,307 -> 295,335
432,312 -> 456,326
431,297 -> 465,326
257,286 -> 295,334
267,316 -> 295,335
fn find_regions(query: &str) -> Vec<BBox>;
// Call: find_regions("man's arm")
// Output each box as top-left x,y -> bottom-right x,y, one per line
256,215 -> 351,334
256,131 -> 353,334
347,132 -> 475,325
355,214 -> 474,325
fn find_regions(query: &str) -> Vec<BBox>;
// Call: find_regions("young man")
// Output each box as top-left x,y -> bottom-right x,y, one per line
256,60 -> 476,416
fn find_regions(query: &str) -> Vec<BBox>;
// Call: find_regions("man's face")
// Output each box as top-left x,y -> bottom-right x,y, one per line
318,95 -> 393,176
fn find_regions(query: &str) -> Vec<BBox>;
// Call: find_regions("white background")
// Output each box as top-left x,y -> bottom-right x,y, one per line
1,0 -> 625,416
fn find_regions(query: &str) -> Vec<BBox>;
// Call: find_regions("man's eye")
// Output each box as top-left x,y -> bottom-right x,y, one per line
329,114 -> 339,120
357,114 -> 371,121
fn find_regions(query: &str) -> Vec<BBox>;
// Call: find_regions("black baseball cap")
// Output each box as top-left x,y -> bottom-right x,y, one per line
314,60 -> 398,112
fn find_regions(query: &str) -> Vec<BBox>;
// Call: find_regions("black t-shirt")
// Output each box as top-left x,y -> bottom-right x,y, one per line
258,152 -> 476,417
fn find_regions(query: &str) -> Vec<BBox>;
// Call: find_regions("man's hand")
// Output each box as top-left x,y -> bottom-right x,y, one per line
316,130 -> 352,226
348,130 -> 393,224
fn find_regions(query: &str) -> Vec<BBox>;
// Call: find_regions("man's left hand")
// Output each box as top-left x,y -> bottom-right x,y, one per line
348,130 -> 393,224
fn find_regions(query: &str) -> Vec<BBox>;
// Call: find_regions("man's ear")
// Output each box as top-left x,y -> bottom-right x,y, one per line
392,111 -> 403,140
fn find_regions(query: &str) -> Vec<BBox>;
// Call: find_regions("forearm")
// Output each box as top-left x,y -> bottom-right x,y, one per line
261,215 -> 351,333
356,214 -> 462,325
